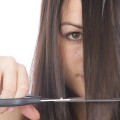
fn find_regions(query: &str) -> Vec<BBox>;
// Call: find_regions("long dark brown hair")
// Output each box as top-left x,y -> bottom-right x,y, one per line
22,0 -> 120,119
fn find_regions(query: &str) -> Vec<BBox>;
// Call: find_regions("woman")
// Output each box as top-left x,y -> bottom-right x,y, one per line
23,0 -> 120,119
0,0 -> 120,119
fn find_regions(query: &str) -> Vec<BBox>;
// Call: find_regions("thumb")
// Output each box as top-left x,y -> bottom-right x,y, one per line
17,105 -> 40,120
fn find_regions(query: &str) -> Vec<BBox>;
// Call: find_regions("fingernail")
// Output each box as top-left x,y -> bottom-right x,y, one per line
0,107 -> 7,113
8,107 -> 14,112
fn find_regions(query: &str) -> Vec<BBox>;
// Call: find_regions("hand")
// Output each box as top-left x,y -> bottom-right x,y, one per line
0,56 -> 40,120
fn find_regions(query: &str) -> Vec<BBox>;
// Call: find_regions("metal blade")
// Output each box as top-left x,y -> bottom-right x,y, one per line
40,97 -> 120,102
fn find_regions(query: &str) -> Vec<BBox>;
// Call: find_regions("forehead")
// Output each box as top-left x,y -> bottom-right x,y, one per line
61,0 -> 82,24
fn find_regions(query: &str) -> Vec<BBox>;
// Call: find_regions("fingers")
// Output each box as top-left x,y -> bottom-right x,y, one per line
1,62 -> 17,98
15,64 -> 29,98
0,56 -> 40,120
17,105 -> 40,120
15,65 -> 40,120
0,56 -> 18,113
0,56 -> 29,114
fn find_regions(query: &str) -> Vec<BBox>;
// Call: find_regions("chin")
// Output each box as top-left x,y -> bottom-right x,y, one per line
74,76 -> 85,98
65,75 -> 85,98
70,86 -> 85,98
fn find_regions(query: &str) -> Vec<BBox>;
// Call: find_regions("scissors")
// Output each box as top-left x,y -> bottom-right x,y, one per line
0,95 -> 120,107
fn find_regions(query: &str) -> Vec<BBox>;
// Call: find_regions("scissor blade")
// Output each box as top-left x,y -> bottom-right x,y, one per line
40,97 -> 120,102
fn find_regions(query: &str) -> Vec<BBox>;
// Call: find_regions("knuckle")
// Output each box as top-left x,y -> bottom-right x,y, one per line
2,56 -> 17,69
19,85 -> 29,94
2,89 -> 16,97
18,64 -> 27,71
5,56 -> 16,63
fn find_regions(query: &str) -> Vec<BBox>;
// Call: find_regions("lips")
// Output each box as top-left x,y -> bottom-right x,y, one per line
80,75 -> 84,77
80,75 -> 84,80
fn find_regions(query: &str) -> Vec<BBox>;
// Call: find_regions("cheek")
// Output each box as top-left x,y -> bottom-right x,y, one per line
61,43 -> 83,78
61,43 -> 85,97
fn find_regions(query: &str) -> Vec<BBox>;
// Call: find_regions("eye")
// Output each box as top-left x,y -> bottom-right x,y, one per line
65,32 -> 83,41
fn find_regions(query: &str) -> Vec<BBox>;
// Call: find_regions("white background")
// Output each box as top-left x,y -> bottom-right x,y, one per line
0,0 -> 42,73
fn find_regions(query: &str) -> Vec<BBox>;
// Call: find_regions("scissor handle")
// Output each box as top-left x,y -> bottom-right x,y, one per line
0,95 -> 42,107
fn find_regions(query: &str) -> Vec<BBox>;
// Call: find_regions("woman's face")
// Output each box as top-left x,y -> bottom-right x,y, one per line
60,0 -> 85,98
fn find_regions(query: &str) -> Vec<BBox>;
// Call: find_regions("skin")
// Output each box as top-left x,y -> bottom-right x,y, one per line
60,0 -> 85,98
60,0 -> 86,119
0,56 -> 40,120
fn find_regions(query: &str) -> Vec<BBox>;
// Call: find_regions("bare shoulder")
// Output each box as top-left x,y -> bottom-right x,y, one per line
0,109 -> 21,120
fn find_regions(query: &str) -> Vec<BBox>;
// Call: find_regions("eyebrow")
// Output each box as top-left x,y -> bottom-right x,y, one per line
61,22 -> 83,29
